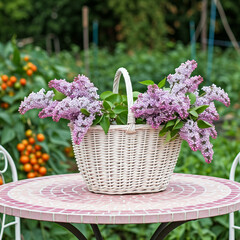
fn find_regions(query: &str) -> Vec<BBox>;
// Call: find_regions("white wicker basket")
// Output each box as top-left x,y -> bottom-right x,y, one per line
71,68 -> 182,194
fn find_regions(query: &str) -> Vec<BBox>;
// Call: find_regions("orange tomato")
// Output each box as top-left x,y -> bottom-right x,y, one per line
23,163 -> 32,172
31,65 -> 37,72
20,155 -> 29,164
20,78 -> 27,86
26,69 -> 33,76
38,158 -> 44,165
36,151 -> 42,158
27,172 -> 36,178
39,166 -> 47,176
9,76 -> 17,83
37,133 -> 45,142
1,75 -> 8,82
28,137 -> 35,145
7,81 -> 13,87
42,153 -> 50,161
17,143 -> 25,152
0,177 -> 3,185
25,129 -> 32,137
26,145 -> 33,152
24,56 -> 30,62
22,139 -> 28,146
1,103 -> 9,109
30,157 -> 37,165
1,83 -> 7,90
35,145 -> 42,150
33,164 -> 40,171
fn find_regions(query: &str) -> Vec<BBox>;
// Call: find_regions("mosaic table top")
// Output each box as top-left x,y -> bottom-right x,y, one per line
0,173 -> 240,224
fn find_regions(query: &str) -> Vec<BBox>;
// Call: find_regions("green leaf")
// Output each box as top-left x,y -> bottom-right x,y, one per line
80,108 -> 90,117
103,100 -> 113,110
105,93 -> 122,104
100,115 -> 110,134
133,91 -> 141,98
159,125 -> 168,137
187,93 -> 196,105
139,80 -> 155,86
194,105 -> 209,114
0,112 -> 12,124
170,129 -> 179,138
158,77 -> 166,88
109,112 -> 117,119
92,115 -> 103,125
165,131 -> 172,142
189,110 -> 198,118
173,119 -> 184,130
1,127 -> 16,145
13,47 -> 20,66
2,95 -> 14,104
197,120 -> 213,129
50,137 -> 69,147
121,95 -> 128,103
136,118 -> 145,124
100,91 -> 114,100
113,105 -> 128,114
32,76 -> 47,89
166,120 -> 175,128
116,112 -> 127,125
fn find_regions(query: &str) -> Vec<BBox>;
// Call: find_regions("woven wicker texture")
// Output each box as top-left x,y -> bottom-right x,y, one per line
71,68 -> 182,194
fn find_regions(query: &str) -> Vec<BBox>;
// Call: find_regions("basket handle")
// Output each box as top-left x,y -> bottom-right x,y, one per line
113,67 -> 136,133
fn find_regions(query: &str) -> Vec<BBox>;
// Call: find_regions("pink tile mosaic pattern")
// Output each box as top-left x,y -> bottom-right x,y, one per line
0,173 -> 240,224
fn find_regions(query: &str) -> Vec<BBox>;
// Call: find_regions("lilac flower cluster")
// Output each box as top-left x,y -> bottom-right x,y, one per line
131,60 -> 230,163
132,85 -> 190,128
19,75 -> 102,144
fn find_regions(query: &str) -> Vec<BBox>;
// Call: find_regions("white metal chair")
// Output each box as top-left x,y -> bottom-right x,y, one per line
229,152 -> 240,240
0,145 -> 21,240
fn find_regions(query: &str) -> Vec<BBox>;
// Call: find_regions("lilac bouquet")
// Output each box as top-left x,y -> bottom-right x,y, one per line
19,75 -> 102,144
19,60 -> 230,163
131,60 -> 230,163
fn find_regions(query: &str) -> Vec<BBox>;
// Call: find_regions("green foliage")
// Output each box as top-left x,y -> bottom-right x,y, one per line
0,0 -> 240,52
107,0 -> 167,49
0,41 -> 77,177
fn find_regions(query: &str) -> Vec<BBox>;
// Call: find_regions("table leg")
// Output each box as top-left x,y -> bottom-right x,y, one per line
90,224 -> 104,240
150,221 -> 189,240
56,222 -> 104,240
56,221 -> 189,240
56,222 -> 87,240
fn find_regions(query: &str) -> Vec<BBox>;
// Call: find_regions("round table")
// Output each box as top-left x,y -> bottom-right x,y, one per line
0,173 -> 240,239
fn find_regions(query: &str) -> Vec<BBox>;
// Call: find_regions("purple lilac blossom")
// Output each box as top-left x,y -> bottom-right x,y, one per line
19,89 -> 54,114
51,97 -> 90,122
38,101 -> 59,118
48,79 -> 72,96
198,102 -> 219,123
198,128 -> 214,163
48,75 -> 99,100
71,114 -> 95,145
131,85 -> 177,128
179,120 -> 200,151
19,75 -> 102,145
179,120 -> 215,163
185,76 -> 203,93
202,84 -> 230,107
71,75 -> 99,100
131,83 -> 190,128
167,60 -> 198,86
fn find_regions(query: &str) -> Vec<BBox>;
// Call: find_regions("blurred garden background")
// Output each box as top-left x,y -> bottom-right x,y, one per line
0,0 -> 240,239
